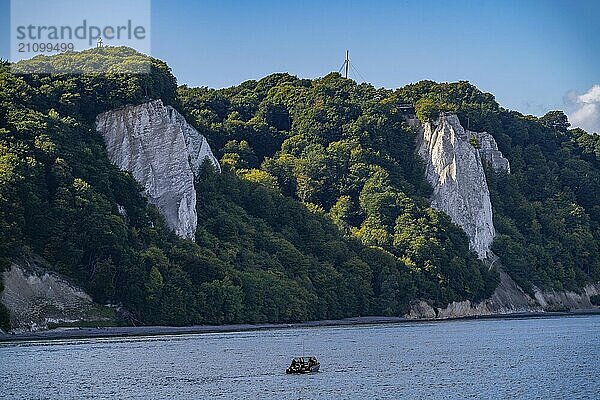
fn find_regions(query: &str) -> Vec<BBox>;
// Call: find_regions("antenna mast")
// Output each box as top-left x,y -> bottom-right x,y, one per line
344,50 -> 349,79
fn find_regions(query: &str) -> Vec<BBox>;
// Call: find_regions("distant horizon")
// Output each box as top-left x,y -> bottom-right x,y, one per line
1,0 -> 598,132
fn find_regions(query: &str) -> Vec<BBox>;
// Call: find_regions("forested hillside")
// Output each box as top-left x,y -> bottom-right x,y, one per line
1,48 -> 598,329
180,77 -> 600,297
179,74 -> 499,308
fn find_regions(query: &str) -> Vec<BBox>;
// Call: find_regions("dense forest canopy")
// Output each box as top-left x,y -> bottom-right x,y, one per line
0,48 -> 598,329
180,76 -> 600,296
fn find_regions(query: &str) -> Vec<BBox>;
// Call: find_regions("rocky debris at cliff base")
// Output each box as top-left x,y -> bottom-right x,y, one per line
1,258 -> 115,332
533,283 -> 600,311
406,269 -> 600,319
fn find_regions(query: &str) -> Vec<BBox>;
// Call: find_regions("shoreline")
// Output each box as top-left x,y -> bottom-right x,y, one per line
1,309 -> 599,344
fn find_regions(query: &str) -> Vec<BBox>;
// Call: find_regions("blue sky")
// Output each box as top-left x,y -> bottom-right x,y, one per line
1,0 -> 599,125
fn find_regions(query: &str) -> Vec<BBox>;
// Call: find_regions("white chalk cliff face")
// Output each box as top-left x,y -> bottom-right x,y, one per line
469,131 -> 510,173
1,259 -> 113,332
96,99 -> 220,240
417,113 -> 508,259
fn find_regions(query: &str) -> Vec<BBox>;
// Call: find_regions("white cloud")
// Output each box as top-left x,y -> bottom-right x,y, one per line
567,84 -> 600,134
579,85 -> 600,104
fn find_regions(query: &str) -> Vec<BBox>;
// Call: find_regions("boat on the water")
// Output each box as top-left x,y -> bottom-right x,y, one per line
286,356 -> 320,374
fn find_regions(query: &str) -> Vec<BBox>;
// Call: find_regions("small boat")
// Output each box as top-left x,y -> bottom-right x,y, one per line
286,356 -> 320,374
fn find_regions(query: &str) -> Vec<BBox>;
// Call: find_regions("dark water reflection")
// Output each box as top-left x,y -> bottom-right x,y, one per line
1,315 -> 598,399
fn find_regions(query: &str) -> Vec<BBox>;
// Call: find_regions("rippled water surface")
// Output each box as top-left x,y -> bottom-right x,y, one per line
1,315 -> 599,399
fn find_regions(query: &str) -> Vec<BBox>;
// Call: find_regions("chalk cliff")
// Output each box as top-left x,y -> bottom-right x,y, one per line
469,130 -> 510,173
1,259 -> 113,332
411,113 -> 599,318
96,100 -> 220,240
417,113 -> 497,259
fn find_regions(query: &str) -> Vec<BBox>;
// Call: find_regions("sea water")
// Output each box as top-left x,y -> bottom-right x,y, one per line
1,315 -> 598,399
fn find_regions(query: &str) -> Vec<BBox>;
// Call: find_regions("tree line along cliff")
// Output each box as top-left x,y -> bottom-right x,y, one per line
1,48 -> 599,329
